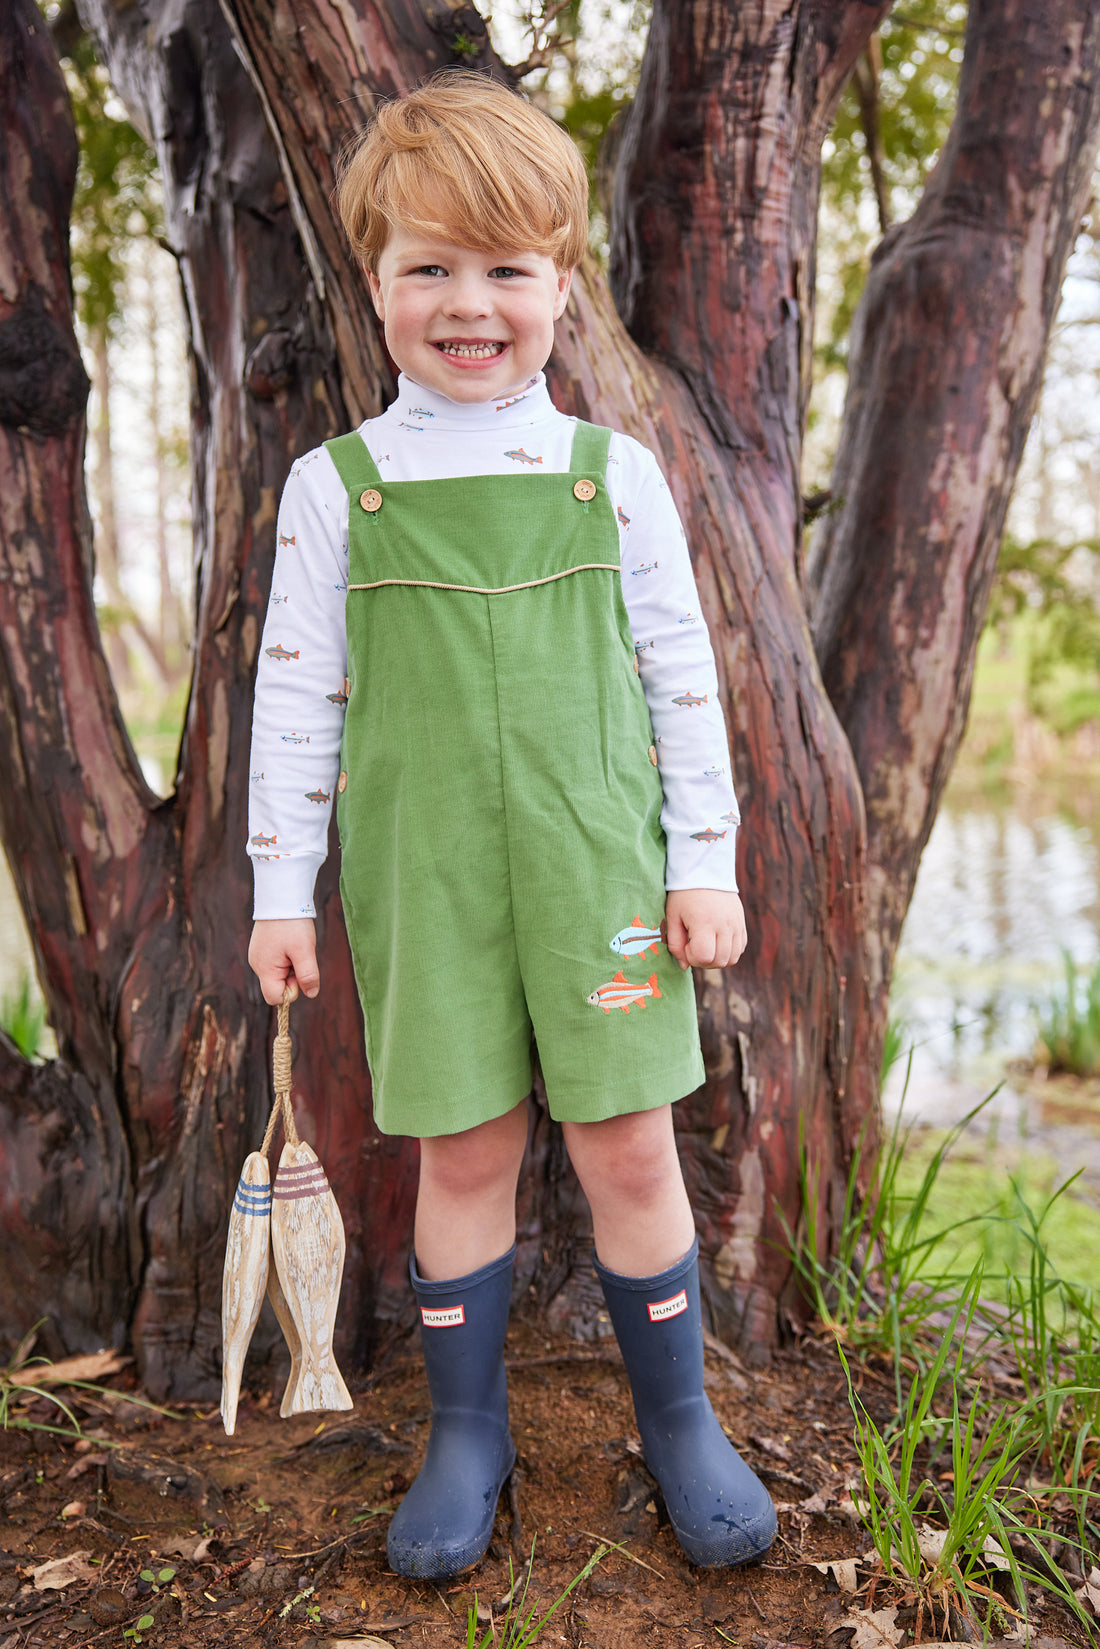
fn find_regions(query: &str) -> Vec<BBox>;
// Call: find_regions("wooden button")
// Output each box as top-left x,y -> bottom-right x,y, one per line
343,677 -> 350,699
359,488 -> 382,513
338,771 -> 348,793
633,655 -> 640,674
648,745 -> 658,766
573,478 -> 597,502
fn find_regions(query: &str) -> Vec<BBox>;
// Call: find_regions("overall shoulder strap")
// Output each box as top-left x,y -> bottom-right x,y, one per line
568,420 -> 613,478
323,431 -> 383,490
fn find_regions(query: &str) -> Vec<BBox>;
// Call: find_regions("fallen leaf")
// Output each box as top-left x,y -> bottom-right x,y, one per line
1076,1564 -> 1100,1616
158,1533 -> 215,1562
66,1453 -> 110,1480
811,1556 -> 859,1593
837,1605 -> 904,1647
27,1551 -> 98,1591
60,1500 -> 86,1520
313,1639 -> 402,1648
9,1351 -> 129,1388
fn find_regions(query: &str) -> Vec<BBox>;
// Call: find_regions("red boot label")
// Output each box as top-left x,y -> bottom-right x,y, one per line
647,1289 -> 688,1322
421,1304 -> 465,1327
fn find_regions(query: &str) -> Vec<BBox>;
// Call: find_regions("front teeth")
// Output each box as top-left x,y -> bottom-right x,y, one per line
438,342 -> 505,358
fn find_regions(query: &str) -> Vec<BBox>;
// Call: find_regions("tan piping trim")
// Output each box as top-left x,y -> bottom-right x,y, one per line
346,563 -> 621,595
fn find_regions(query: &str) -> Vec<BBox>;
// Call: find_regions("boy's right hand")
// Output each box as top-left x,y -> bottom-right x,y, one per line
248,918 -> 320,1005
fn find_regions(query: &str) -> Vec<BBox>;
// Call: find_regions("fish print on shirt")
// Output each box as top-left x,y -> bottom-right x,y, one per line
679,612 -> 698,625
305,788 -> 331,805
398,422 -> 425,432
289,451 -> 322,479
631,561 -> 658,576
496,393 -> 530,411
703,765 -> 725,779
266,643 -> 300,662
250,832 -> 277,847
279,534 -> 296,547
504,448 -> 543,466
671,690 -> 707,708
326,689 -> 348,707
721,811 -> 740,825
250,771 -> 265,783
409,407 -> 435,418
634,640 -> 654,656
271,592 -> 289,606
609,917 -> 665,959
587,971 -> 662,1014
617,507 -> 630,528
281,733 -> 310,744
691,826 -> 727,844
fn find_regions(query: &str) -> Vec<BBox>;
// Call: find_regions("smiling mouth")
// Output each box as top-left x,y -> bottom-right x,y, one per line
434,341 -> 507,359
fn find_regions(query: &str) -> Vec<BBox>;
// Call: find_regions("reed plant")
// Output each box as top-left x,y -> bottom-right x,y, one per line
784,1092 -> 998,1406
1036,951 -> 1100,1077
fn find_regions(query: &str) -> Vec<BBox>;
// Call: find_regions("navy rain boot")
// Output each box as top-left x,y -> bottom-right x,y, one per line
386,1246 -> 516,1579
595,1238 -> 776,1567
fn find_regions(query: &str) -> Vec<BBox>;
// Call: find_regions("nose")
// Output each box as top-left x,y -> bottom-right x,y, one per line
442,272 -> 492,320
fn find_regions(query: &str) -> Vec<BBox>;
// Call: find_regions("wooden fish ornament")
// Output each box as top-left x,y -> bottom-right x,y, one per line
270,1139 -> 353,1415
220,1152 -> 271,1435
265,1263 -> 304,1419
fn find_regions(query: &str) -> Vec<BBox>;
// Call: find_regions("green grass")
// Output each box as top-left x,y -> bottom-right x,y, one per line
893,1132 -> 1100,1297
466,1538 -> 609,1649
792,1093 -> 1100,1633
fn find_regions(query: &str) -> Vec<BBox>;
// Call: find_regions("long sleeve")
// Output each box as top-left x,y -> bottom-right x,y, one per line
606,437 -> 740,892
247,454 -> 349,918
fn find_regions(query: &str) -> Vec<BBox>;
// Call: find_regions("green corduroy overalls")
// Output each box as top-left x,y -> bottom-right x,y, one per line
324,420 -> 704,1138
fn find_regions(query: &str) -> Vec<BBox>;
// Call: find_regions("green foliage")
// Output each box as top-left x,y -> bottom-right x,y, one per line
986,534 -> 1100,725
1037,952 -> 1100,1077
57,24 -> 162,340
0,974 -> 47,1061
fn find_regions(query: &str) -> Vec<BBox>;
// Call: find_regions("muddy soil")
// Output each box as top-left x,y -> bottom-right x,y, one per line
0,1321 -> 1091,1648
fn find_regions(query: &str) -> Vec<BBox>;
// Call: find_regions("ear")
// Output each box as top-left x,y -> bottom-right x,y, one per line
552,266 -> 574,320
365,263 -> 385,321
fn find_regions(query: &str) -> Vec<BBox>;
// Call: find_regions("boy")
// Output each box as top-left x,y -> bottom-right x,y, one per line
247,70 -> 775,1580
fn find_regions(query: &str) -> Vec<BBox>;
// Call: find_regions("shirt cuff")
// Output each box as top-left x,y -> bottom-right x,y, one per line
665,825 -> 739,893
251,853 -> 326,920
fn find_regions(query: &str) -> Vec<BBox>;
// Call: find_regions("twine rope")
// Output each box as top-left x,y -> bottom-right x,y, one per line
261,986 -> 301,1157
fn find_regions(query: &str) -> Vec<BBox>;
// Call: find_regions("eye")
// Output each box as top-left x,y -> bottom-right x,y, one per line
411,264 -> 445,277
490,266 -> 523,279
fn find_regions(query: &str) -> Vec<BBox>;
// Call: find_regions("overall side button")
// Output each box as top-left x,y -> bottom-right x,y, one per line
360,488 -> 383,513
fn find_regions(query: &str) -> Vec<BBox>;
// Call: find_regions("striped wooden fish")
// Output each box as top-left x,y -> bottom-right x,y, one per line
265,1263 -> 304,1419
270,1140 -> 353,1415
221,1152 -> 272,1435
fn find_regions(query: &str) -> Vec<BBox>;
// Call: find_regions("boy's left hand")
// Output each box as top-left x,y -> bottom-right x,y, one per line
664,889 -> 747,970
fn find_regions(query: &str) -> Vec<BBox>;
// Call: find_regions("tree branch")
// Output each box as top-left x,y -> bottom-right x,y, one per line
808,0 -> 1100,1004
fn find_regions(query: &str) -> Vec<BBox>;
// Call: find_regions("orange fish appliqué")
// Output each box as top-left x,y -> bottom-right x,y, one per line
587,971 -> 662,1014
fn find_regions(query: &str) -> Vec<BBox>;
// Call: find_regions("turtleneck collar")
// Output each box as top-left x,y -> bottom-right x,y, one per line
380,371 -> 558,434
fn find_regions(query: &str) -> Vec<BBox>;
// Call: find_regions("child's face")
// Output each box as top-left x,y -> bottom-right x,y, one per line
366,225 -> 574,403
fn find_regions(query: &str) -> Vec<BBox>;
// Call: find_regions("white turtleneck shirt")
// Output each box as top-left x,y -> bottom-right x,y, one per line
248,373 -> 740,919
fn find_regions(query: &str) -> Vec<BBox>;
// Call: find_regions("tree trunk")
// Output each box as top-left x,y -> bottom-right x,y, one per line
1,0 -> 1098,1394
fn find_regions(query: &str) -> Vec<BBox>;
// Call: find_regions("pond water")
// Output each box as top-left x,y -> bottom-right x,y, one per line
885,780 -> 1100,1199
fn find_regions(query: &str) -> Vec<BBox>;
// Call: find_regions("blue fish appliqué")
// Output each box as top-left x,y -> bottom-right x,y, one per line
609,916 -> 664,959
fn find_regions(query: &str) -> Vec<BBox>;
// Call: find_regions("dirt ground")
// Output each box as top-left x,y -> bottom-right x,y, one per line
0,1318 -> 1093,1649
